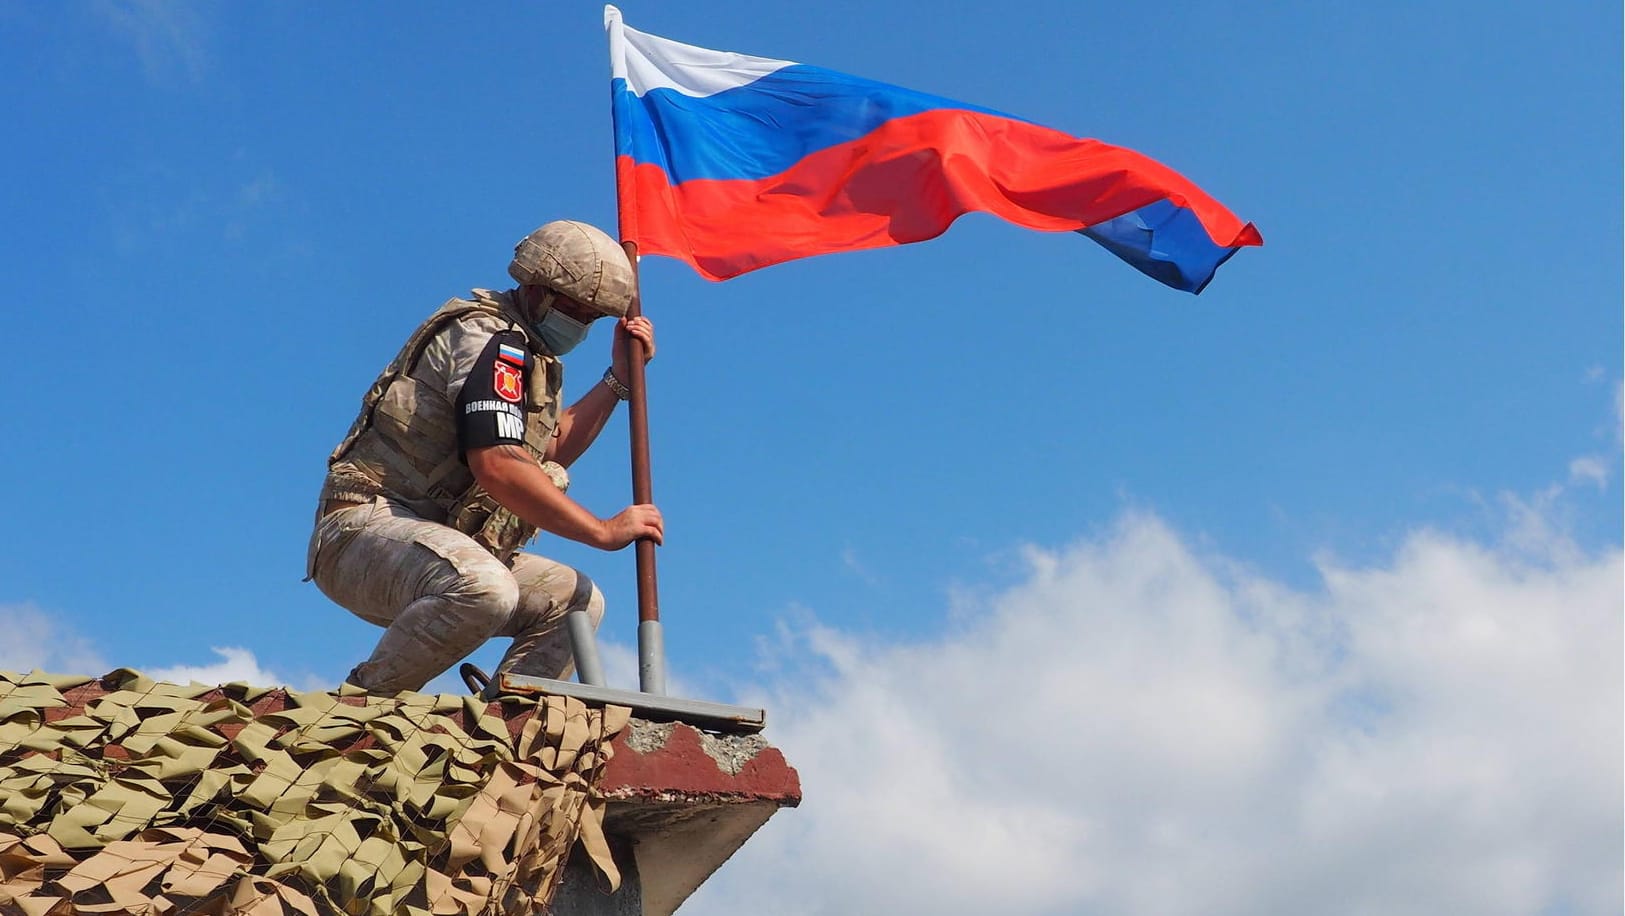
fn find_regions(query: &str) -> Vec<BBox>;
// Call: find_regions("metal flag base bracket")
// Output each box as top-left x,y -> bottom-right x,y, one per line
491,673 -> 767,734
460,611 -> 767,734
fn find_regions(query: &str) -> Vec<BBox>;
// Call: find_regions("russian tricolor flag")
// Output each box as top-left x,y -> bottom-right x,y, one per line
607,7 -> 1262,293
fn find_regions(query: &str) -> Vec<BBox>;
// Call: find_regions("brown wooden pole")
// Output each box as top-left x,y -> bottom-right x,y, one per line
620,240 -> 659,625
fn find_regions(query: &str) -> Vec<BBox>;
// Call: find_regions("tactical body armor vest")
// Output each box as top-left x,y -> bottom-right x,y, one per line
322,289 -> 564,563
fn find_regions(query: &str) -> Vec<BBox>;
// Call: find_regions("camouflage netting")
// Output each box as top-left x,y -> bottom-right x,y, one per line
0,669 -> 630,916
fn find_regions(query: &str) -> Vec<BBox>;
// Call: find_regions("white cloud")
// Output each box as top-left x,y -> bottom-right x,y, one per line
93,0 -> 209,84
840,546 -> 883,587
695,503 -> 1622,916
0,602 -> 107,675
146,646 -> 284,687
0,606 -> 314,690
1568,455 -> 1609,488
236,173 -> 279,207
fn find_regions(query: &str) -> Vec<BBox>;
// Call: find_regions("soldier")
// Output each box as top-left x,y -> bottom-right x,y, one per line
307,221 -> 662,692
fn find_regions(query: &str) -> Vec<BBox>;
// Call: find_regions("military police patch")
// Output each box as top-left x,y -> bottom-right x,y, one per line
457,331 -> 533,455
493,361 -> 523,402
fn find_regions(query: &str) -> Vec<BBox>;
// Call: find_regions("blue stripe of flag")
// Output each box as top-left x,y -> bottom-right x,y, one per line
1080,201 -> 1246,294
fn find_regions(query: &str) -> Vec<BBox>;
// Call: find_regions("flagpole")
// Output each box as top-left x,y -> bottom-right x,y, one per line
607,4 -> 665,695
619,240 -> 665,696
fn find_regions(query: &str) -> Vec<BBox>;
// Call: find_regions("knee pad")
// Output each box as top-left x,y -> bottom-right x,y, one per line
580,579 -> 605,629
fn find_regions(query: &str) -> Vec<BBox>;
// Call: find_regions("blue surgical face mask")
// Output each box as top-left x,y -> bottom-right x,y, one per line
532,307 -> 592,355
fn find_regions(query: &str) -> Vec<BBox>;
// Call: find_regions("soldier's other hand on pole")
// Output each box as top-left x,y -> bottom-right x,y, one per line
599,503 -> 663,550
612,316 -> 656,382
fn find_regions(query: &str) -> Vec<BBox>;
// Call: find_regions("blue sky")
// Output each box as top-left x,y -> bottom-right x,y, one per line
1,3 -> 1619,914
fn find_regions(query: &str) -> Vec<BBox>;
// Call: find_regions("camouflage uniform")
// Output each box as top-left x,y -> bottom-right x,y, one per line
308,288 -> 599,692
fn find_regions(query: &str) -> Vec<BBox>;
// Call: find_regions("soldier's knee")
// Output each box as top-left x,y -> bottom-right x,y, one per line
471,573 -> 521,628
446,559 -> 520,632
414,534 -> 521,621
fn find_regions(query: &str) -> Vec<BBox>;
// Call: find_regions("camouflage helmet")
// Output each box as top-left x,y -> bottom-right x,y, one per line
508,221 -> 634,318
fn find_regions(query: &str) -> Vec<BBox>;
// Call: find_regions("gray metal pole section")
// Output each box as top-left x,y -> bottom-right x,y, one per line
567,609 -> 607,687
638,619 -> 666,695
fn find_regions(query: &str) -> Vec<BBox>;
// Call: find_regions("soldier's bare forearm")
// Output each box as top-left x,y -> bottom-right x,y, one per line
467,445 -> 611,548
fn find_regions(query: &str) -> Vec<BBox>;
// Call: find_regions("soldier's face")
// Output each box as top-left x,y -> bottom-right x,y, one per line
551,297 -> 605,325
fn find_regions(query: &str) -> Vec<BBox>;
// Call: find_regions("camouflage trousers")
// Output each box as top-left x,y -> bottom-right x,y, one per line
307,497 -> 603,693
